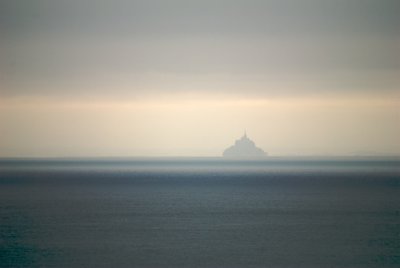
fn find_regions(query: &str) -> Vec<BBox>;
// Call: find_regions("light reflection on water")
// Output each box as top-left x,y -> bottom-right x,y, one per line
1,157 -> 399,173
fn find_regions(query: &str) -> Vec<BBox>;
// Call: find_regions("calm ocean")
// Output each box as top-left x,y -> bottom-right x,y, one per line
1,158 -> 399,267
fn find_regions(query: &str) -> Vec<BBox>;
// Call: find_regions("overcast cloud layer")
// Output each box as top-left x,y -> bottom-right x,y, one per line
1,0 -> 399,98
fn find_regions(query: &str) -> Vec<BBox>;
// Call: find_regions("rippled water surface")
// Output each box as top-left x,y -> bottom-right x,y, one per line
1,158 -> 399,267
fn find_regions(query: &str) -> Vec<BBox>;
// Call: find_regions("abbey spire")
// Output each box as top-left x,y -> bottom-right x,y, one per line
223,132 -> 267,158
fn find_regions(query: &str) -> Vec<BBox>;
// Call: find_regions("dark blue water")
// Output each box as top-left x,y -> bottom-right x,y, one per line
1,158 -> 399,267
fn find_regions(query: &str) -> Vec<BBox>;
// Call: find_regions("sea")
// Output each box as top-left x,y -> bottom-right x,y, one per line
0,157 -> 399,268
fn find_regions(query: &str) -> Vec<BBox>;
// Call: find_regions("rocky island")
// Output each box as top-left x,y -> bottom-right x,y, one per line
223,132 -> 267,158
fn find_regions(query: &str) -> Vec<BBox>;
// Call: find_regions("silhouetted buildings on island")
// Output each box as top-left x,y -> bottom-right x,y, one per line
223,132 -> 267,158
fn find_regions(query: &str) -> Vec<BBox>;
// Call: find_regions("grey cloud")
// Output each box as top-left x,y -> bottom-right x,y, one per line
1,0 -> 399,97
1,0 -> 400,37
5,35 -> 400,74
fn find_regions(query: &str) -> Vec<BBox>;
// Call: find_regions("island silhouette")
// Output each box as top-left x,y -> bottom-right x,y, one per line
223,132 -> 267,158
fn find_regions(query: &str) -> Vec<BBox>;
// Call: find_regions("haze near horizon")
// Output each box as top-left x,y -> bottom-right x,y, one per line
1,0 -> 399,157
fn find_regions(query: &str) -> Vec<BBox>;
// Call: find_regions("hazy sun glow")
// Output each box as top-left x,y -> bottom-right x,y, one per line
1,94 -> 399,157
1,0 -> 399,157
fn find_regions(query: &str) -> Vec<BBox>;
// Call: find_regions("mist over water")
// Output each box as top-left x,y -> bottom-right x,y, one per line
2,1 -> 399,266
1,158 -> 399,267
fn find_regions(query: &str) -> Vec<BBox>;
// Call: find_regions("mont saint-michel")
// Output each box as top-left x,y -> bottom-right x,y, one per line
223,132 -> 267,158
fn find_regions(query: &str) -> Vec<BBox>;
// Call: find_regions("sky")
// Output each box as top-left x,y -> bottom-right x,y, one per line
1,0 -> 399,157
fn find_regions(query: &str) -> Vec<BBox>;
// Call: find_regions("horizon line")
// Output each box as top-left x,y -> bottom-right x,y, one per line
1,155 -> 400,161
